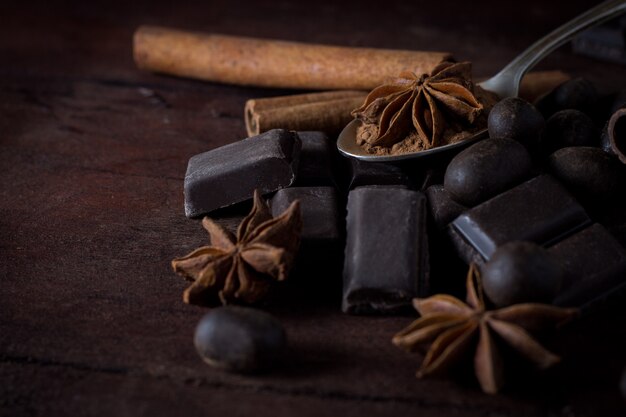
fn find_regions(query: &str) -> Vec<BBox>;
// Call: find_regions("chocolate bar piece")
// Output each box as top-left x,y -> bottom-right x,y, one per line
270,186 -> 341,244
184,129 -> 300,217
550,223 -> 626,308
449,175 -> 591,264
426,184 -> 468,230
293,131 -> 335,187
270,186 -> 343,289
343,186 -> 429,314
345,159 -> 411,190
426,184 -> 469,298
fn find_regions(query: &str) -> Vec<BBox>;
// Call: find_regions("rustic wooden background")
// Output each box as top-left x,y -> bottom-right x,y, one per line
1,0 -> 626,416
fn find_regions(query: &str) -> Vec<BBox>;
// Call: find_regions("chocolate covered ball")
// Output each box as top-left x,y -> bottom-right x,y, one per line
194,306 -> 286,373
444,138 -> 532,206
549,146 -> 624,201
482,241 -> 562,308
543,109 -> 599,152
488,97 -> 545,149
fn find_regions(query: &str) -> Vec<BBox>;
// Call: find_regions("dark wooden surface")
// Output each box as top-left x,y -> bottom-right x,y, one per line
1,1 -> 626,416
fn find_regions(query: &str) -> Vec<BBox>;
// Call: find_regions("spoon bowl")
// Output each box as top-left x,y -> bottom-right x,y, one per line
337,120 -> 488,162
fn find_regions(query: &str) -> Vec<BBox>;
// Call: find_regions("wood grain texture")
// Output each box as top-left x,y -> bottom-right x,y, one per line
1,1 -> 626,416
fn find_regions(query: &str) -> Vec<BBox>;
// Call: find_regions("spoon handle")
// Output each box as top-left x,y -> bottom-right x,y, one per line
480,0 -> 626,98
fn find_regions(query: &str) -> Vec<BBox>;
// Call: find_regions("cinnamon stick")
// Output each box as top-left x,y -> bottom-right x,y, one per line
133,26 -> 452,90
245,90 -> 367,137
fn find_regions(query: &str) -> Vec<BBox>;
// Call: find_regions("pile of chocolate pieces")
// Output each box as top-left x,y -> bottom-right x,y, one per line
180,78 -> 626,390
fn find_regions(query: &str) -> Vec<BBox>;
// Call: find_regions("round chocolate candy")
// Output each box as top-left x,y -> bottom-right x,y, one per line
543,109 -> 599,152
548,146 -> 624,200
444,137 -> 532,206
488,97 -> 545,149
482,241 -> 562,308
194,306 -> 286,373
535,77 -> 598,118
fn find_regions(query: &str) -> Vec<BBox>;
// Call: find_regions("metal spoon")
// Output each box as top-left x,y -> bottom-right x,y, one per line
337,0 -> 626,162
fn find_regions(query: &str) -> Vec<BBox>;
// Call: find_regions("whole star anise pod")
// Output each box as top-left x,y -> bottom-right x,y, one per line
392,264 -> 578,394
171,190 -> 302,306
352,61 -> 484,151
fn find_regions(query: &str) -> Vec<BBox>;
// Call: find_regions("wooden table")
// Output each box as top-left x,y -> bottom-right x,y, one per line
2,1 -> 625,415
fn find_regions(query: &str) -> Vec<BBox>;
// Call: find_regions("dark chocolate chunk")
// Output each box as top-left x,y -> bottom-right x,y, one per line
449,175 -> 591,263
184,129 -> 300,217
548,146 -> 625,201
270,186 -> 341,243
425,187 -> 467,299
443,138 -> 532,206
550,223 -> 626,308
482,241 -> 562,308
542,109 -> 599,153
345,158 -> 411,190
293,131 -> 335,186
194,306 -> 287,373
425,184 -> 467,229
343,186 -> 428,314
271,186 -> 343,294
488,97 -> 545,149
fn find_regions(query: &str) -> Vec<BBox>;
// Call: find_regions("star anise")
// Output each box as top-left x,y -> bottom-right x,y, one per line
392,264 -> 578,394
352,61 -> 485,151
171,190 -> 302,306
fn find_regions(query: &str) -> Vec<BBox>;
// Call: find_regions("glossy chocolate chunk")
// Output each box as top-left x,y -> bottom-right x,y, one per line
550,224 -> 626,308
444,138 -> 532,206
425,184 -> 467,230
343,186 -> 428,314
549,147 -> 625,201
184,129 -> 300,217
294,131 -> 335,186
449,175 -> 591,264
270,186 -> 341,243
482,241 -> 562,308
194,306 -> 287,373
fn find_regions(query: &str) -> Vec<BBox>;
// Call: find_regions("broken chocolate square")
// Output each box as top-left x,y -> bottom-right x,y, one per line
184,129 -> 300,217
449,175 -> 591,264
